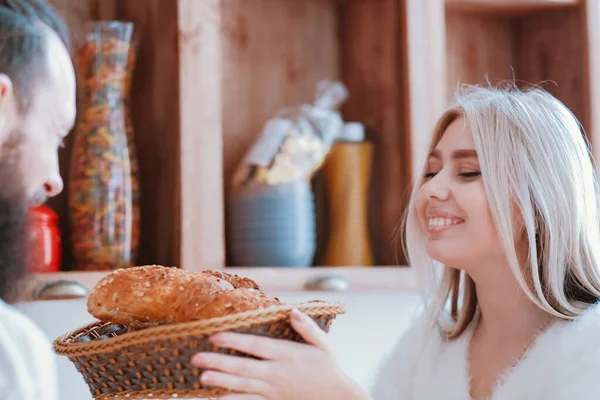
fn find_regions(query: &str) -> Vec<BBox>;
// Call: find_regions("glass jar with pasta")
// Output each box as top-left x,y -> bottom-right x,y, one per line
68,21 -> 140,271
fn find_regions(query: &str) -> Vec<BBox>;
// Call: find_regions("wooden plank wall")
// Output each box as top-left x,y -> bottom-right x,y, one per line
118,0 -> 183,268
446,0 -> 580,14
584,0 -> 600,160
445,7 -> 585,125
405,0 -> 447,175
220,0 -> 340,188
177,0 -> 225,270
446,10 -> 515,93
340,0 -> 408,266
514,8 -> 586,130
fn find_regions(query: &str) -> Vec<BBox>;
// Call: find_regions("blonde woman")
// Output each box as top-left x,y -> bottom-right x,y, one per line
190,85 -> 600,400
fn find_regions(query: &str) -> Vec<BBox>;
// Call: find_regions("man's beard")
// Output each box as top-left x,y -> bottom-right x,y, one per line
0,133 -> 29,303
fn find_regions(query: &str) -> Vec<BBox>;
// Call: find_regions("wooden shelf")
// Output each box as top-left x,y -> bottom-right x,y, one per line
17,267 -> 417,302
446,0 -> 580,14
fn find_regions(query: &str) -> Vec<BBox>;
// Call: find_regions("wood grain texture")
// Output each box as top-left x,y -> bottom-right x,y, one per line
220,0 -> 340,187
446,10 -> 515,93
445,7 -> 586,128
340,0 -> 407,266
447,0 -> 580,15
583,0 -> 600,163
119,0 -> 182,268
178,0 -> 226,270
513,8 -> 586,129
50,0 -> 96,45
92,0 -> 121,21
405,0 -> 448,174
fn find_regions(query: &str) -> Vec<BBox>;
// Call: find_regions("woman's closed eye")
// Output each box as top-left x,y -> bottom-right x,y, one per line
423,170 -> 481,181
423,171 -> 438,180
459,171 -> 481,179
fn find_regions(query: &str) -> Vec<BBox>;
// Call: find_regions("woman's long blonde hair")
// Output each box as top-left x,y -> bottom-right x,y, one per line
405,84 -> 600,339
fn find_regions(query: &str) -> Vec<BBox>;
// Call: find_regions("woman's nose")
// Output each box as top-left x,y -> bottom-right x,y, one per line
425,174 -> 450,201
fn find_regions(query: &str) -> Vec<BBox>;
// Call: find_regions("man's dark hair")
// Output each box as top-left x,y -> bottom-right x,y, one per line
0,0 -> 70,113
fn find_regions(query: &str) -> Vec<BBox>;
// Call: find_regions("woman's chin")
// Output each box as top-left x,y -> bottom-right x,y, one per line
426,242 -> 461,266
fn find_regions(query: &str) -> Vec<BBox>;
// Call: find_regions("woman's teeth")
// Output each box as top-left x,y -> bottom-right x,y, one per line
428,217 -> 461,227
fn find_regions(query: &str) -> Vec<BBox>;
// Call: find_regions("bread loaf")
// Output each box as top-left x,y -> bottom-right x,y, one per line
87,265 -> 280,328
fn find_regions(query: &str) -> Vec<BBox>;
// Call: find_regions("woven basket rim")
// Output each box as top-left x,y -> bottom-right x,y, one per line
54,301 -> 345,357
93,387 -> 235,399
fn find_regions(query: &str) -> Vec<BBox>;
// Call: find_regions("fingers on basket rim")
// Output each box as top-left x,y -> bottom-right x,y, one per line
201,370 -> 271,395
210,332 -> 311,361
290,309 -> 331,351
192,352 -> 272,380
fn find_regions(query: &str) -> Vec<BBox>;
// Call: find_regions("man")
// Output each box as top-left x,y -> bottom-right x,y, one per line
0,0 -> 76,399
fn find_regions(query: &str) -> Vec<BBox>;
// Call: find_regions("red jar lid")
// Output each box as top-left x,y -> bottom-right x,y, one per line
31,205 -> 58,223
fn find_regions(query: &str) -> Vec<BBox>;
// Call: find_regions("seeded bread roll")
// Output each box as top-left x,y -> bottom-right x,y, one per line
87,265 -> 234,327
87,265 -> 280,328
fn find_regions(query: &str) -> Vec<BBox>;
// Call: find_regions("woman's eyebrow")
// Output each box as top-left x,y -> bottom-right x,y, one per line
428,149 -> 478,160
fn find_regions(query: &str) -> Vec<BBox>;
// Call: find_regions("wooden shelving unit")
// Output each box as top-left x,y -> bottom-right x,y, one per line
446,0 -> 580,15
445,0 -> 599,155
28,0 -> 600,299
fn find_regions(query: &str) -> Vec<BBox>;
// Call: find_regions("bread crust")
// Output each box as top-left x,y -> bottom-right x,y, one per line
87,265 -> 279,327
201,270 -> 264,291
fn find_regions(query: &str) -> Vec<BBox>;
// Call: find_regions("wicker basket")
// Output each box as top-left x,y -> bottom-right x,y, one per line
54,301 -> 346,399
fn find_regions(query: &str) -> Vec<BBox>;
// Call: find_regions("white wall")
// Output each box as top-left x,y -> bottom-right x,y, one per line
17,290 -> 421,400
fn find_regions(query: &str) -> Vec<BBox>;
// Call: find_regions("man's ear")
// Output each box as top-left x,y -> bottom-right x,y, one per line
0,74 -> 14,144
0,74 -> 13,104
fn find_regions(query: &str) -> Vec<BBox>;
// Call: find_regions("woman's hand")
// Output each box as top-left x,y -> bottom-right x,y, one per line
190,308 -> 369,400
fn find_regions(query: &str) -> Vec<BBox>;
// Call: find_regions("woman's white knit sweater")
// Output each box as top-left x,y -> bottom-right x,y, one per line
371,303 -> 600,400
